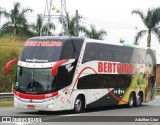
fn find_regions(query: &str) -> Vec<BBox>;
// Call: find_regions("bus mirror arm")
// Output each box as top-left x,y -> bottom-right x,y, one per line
52,59 -> 69,76
5,59 -> 19,74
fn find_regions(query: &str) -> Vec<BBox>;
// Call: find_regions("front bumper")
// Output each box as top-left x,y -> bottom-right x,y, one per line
14,95 -> 59,111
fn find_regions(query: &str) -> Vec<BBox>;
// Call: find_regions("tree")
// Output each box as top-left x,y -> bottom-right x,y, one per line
59,12 -> 87,36
132,8 -> 160,47
0,2 -> 32,36
32,14 -> 55,36
84,25 -> 107,40
120,38 -> 125,43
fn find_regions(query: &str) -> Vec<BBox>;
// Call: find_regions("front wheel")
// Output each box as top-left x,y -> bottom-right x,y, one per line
135,92 -> 142,107
128,93 -> 135,108
73,96 -> 84,113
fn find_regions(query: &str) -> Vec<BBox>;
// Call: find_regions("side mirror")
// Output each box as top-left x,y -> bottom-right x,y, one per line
52,60 -> 68,76
5,59 -> 18,74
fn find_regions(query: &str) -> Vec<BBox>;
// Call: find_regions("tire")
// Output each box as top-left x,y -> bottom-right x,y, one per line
73,96 -> 84,113
135,92 -> 142,107
128,93 -> 135,108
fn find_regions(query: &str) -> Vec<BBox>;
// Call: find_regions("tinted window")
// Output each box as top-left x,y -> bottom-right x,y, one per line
111,46 -> 124,62
20,40 -> 63,63
82,42 -> 148,64
72,40 -> 83,59
123,47 -> 133,63
98,44 -> 112,61
61,41 -> 73,59
57,60 -> 78,89
83,43 -> 98,63
57,65 -> 70,89
77,74 -> 131,89
61,39 -> 84,60
77,75 -> 105,89
16,67 -> 55,94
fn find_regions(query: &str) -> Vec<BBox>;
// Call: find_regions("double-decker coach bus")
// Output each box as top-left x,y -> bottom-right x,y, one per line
5,36 -> 156,113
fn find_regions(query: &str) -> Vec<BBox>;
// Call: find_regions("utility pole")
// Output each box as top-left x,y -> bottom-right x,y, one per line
47,0 -> 52,36
75,10 -> 79,37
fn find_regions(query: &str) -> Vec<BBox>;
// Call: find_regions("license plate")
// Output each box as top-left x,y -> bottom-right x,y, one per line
27,105 -> 35,109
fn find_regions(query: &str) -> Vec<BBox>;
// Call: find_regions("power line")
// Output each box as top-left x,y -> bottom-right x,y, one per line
80,21 -> 139,30
80,15 -> 146,31
82,16 -> 135,28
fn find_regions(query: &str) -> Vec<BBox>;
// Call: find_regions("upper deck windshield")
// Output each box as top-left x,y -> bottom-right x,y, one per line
20,39 -> 64,63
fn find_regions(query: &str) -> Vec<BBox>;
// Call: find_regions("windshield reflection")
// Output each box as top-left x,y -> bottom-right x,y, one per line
16,67 -> 56,94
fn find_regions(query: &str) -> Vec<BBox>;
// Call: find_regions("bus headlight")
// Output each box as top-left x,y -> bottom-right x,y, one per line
47,104 -> 54,108
14,102 -> 18,107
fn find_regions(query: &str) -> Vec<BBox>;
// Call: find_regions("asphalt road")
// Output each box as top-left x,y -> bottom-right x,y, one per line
0,96 -> 160,125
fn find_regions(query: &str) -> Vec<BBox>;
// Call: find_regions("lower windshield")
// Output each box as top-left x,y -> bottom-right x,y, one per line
16,67 -> 56,94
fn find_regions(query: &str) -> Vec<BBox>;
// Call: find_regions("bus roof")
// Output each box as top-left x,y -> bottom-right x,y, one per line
84,38 -> 155,51
28,36 -> 155,51
29,36 -> 84,41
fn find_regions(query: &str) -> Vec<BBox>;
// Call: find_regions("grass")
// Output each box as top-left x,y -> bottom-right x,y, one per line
0,98 -> 14,107
0,35 -> 25,93
0,35 -> 27,46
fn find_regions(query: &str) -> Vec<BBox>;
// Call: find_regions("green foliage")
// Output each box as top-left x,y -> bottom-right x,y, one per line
84,25 -> 107,40
0,2 -> 33,36
59,12 -> 88,36
0,36 -> 24,92
0,98 -> 14,102
32,14 -> 55,36
132,8 -> 160,47
120,38 -> 125,43
0,98 -> 13,107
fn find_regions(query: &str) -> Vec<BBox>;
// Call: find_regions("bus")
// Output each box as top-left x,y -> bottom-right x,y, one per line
5,36 -> 156,113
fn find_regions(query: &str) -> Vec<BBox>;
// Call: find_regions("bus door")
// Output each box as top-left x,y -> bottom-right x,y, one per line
56,60 -> 76,110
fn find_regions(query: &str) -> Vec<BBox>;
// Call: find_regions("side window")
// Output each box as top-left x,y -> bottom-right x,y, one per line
77,74 -> 132,89
115,77 -> 125,88
57,65 -> 69,90
82,43 -> 98,63
131,48 -> 146,64
111,46 -> 124,62
105,75 -> 131,88
98,44 -> 111,61
73,40 -> 83,59
123,47 -> 133,63
77,74 -> 106,89
61,42 -> 73,59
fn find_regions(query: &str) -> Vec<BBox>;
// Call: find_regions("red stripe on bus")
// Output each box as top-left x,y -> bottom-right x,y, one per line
69,67 -> 97,98
107,88 -> 128,103
52,59 -> 69,76
14,90 -> 58,99
5,59 -> 18,74
69,67 -> 128,104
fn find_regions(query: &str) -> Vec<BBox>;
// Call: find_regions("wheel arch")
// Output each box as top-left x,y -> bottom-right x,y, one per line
71,92 -> 86,110
138,91 -> 144,102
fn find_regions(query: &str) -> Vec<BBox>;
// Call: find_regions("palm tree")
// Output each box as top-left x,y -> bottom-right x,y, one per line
32,14 -> 55,36
0,2 -> 32,36
120,38 -> 125,43
84,25 -> 107,40
132,8 -> 160,47
59,12 -> 87,36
